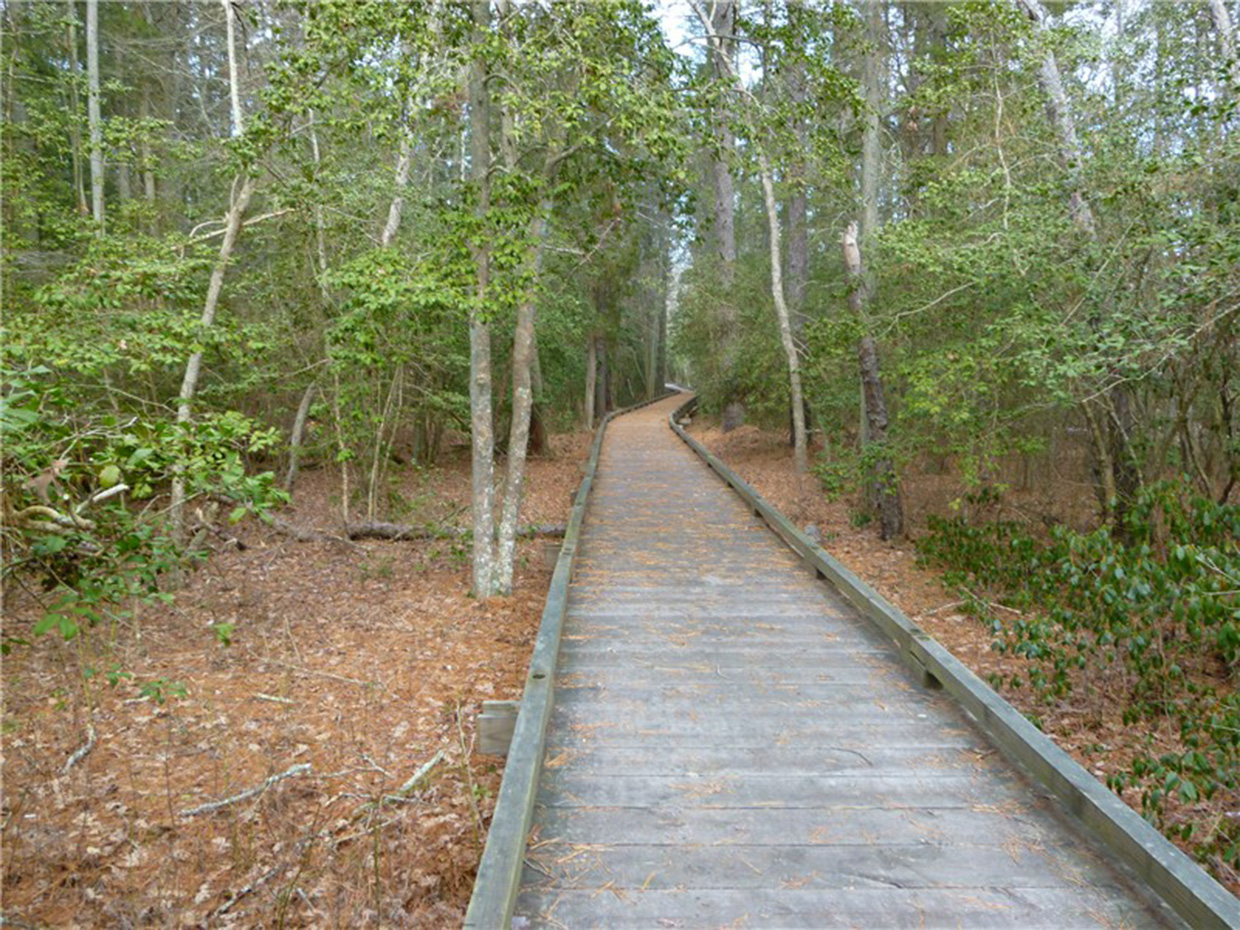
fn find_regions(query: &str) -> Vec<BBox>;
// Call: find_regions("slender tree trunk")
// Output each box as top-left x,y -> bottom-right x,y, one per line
786,54 -> 811,449
495,207 -> 552,594
1015,0 -> 1096,235
1210,0 -> 1240,92
585,335 -> 597,429
595,336 -> 609,420
929,4 -> 949,157
380,114 -> 413,247
284,382 -> 316,491
140,82 -> 156,228
860,1 -> 882,244
709,0 -> 742,430
287,119 -> 329,505
468,0 -> 496,596
223,0 -> 244,140
169,1 -> 254,543
758,157 -> 808,475
86,0 -> 103,232
694,0 -> 805,456
170,175 -> 255,541
117,157 -> 131,205
1018,0 -> 1149,526
646,300 -> 660,400
844,221 -> 902,540
66,0 -> 87,216
709,0 -> 738,285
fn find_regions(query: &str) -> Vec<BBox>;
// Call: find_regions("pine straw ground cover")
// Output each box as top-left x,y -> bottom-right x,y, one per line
691,421 -> 1240,898
1,431 -> 591,927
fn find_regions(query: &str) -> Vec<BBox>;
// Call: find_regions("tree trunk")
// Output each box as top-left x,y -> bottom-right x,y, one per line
117,158 -> 131,206
140,81 -> 156,229
858,333 -> 902,540
380,114 -> 413,247
786,57 -> 810,450
170,176 -> 256,542
223,0 -> 244,139
86,0 -> 104,232
758,156 -> 808,475
1210,0 -> 1240,93
284,382 -> 316,492
709,0 -> 742,429
169,1 -> 255,544
709,0 -> 738,284
646,300 -> 661,400
468,0 -> 496,597
1015,0 -> 1096,235
844,221 -> 902,540
595,336 -> 610,420
66,0 -> 87,216
860,0 -> 883,242
528,331 -> 548,456
494,207 -> 552,594
1018,0 -> 1149,525
585,335 -> 597,430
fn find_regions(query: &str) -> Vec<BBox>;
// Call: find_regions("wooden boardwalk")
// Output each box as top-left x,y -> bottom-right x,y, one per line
514,395 -> 1179,928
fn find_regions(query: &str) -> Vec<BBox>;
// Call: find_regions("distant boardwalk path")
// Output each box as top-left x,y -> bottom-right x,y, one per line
514,394 -> 1177,928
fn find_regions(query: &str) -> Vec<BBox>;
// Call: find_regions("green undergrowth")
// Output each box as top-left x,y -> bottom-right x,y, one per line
917,481 -> 1240,873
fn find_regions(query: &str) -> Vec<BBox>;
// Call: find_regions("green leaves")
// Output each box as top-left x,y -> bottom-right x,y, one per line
919,478 -> 1240,869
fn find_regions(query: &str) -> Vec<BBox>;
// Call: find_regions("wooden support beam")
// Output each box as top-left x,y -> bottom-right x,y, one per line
477,700 -> 520,756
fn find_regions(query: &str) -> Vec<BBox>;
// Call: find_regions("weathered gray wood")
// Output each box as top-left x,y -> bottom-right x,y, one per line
464,391 -> 679,929
521,842 -> 1131,893
478,700 -> 520,756
514,887 -> 1165,929
531,802 -> 1059,847
500,394 -> 1191,929
533,743 -> 987,776
536,772 -> 1028,810
667,396 -> 1239,930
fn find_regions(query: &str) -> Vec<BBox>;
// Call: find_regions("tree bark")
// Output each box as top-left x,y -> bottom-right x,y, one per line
595,335 -> 609,421
709,0 -> 742,430
585,334 -> 597,429
709,0 -> 738,285
1015,0 -> 1096,235
758,156 -> 808,475
1210,0 -> 1240,93
494,206 -> 551,594
170,176 -> 256,542
86,0 -> 104,232
844,221 -> 902,540
169,1 -> 255,544
785,50 -> 811,449
380,113 -> 413,247
468,0 -> 496,597
223,0 -> 244,139
140,81 -> 156,225
284,382 -> 316,492
66,0 -> 87,216
860,0 -> 883,242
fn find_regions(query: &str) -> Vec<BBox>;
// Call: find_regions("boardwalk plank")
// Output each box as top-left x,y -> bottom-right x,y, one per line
514,395 -> 1179,928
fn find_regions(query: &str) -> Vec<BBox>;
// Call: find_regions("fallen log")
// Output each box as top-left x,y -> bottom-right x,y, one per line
343,521 -> 566,541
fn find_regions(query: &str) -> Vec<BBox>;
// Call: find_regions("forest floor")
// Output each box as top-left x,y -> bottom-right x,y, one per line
690,419 -> 1240,897
1,430 -> 592,928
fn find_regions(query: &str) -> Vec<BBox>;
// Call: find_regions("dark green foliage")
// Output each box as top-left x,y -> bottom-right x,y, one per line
918,480 -> 1240,868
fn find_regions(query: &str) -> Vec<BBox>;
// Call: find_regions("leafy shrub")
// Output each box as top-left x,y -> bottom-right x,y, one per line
917,480 -> 1240,869
2,365 -> 287,651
